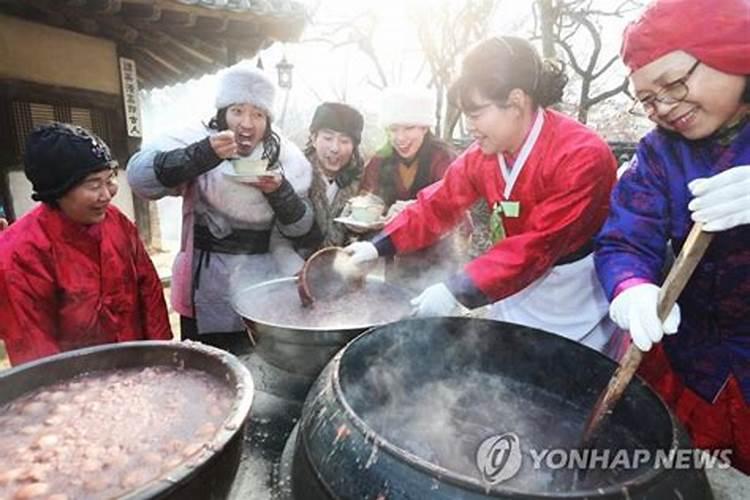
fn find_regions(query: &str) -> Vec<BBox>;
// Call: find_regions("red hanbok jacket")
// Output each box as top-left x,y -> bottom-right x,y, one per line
375,109 -> 617,307
0,204 -> 172,365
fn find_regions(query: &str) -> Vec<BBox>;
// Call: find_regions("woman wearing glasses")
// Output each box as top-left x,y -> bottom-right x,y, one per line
347,36 -> 619,351
595,0 -> 750,472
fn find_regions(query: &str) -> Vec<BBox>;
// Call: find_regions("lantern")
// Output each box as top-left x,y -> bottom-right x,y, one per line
276,56 -> 293,89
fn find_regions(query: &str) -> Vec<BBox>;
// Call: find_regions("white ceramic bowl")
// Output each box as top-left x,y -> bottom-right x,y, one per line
232,158 -> 268,175
350,203 -> 383,223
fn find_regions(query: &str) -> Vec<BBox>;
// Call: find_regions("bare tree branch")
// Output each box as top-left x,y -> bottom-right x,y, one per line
593,54 -> 620,80
555,39 -> 587,76
366,77 -> 385,91
569,12 -> 601,75
301,0 -> 503,139
585,0 -> 644,18
535,0 -> 632,123
356,36 -> 389,88
586,77 -> 629,106
303,81 -> 325,103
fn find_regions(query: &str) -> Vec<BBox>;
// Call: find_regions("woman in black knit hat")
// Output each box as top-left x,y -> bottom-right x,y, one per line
0,122 -> 172,365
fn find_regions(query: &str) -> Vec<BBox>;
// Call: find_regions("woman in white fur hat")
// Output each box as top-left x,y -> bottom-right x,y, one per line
127,62 -> 318,354
360,87 -> 471,292
361,87 -> 455,209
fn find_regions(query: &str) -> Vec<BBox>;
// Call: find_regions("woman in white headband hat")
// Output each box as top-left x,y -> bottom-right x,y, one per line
359,86 -> 471,291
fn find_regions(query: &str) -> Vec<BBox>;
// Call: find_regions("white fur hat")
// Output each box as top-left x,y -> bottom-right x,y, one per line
214,62 -> 276,118
379,87 -> 436,128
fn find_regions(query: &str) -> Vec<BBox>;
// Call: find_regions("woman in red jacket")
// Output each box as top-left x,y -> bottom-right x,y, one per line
0,123 -> 172,365
360,87 -> 456,209
348,37 -> 618,351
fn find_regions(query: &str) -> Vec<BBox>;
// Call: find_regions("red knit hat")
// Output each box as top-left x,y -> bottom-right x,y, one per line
621,0 -> 750,74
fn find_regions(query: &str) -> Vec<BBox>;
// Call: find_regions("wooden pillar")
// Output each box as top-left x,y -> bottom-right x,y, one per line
119,46 -> 156,249
125,134 -> 155,249
0,96 -> 17,221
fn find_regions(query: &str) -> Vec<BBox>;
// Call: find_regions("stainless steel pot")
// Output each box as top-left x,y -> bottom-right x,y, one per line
232,276 -> 412,378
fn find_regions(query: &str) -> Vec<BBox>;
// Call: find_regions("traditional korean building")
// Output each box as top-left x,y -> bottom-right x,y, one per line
0,0 -> 305,243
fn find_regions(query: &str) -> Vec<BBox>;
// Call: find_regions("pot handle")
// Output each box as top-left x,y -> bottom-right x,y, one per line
243,325 -> 258,347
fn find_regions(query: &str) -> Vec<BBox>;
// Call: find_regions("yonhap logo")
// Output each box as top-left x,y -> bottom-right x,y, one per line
476,432 -> 523,485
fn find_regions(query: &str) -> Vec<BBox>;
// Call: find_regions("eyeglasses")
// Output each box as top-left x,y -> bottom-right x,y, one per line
628,60 -> 701,117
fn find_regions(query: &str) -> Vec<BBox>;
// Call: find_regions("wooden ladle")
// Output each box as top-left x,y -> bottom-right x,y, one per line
297,247 -> 366,307
580,223 -> 714,448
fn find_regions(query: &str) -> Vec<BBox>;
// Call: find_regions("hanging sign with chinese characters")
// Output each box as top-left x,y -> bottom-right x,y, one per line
119,57 -> 143,138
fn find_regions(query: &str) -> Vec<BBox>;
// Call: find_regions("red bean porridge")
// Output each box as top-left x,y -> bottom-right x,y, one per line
0,366 -> 233,499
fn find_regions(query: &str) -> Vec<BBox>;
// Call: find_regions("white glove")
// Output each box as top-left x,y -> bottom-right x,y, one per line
688,165 -> 750,232
609,283 -> 681,352
343,241 -> 379,266
410,283 -> 463,317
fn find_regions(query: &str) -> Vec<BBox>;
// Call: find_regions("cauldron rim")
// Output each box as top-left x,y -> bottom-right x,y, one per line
0,340 -> 254,500
325,317 -> 684,499
231,276 -> 412,332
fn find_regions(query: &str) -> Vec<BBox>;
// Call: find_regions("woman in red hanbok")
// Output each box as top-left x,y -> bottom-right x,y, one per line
347,36 -> 618,351
0,123 -> 172,365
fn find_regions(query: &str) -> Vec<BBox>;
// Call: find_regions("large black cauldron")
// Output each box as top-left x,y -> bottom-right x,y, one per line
0,341 -> 254,500
290,318 -> 713,499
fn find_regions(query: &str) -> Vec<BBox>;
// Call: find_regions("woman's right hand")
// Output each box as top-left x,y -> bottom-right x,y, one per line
248,174 -> 283,193
608,283 -> 681,351
0,218 -> 7,231
344,241 -> 379,266
209,130 -> 238,159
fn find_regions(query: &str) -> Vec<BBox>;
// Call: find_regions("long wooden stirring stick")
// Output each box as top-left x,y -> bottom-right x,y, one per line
580,223 -> 714,447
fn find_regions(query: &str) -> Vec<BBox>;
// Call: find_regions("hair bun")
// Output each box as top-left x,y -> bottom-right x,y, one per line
536,59 -> 568,107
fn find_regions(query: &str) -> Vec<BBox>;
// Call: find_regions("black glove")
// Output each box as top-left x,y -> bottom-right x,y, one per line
264,178 -> 306,225
153,137 -> 223,188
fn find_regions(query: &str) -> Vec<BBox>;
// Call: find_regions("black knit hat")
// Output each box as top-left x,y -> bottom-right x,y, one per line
24,122 -> 117,203
309,102 -> 364,145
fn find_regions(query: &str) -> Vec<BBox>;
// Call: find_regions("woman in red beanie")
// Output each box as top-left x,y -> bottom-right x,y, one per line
595,0 -> 750,473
